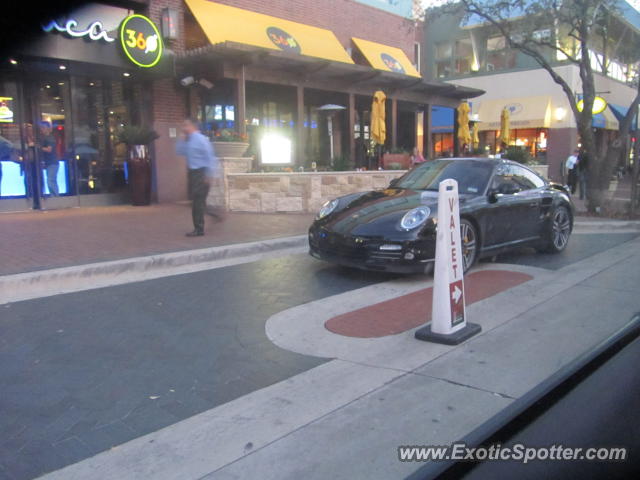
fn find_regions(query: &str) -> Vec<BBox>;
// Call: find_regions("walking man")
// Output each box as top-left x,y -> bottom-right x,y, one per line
577,148 -> 589,201
39,121 -> 59,196
565,148 -> 579,194
176,118 -> 219,237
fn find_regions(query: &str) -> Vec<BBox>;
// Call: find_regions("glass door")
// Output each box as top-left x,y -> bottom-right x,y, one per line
0,79 -> 35,212
30,76 -> 79,209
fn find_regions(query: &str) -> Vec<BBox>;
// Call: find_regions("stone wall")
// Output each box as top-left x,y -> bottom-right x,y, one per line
208,163 -> 551,214
207,157 -> 254,209
223,171 -> 405,213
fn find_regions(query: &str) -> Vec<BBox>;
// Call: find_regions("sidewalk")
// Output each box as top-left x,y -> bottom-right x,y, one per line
572,174 -> 637,215
0,204 -> 314,276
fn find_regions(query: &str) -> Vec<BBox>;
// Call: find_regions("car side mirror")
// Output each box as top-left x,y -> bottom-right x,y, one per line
389,178 -> 399,188
487,190 -> 499,203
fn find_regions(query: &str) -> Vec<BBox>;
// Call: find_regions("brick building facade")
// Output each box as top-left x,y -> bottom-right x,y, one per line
0,0 -> 477,211
147,0 -> 425,203
210,0 -> 420,60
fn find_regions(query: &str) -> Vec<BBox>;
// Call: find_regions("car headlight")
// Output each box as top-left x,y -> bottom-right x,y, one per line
400,207 -> 431,230
316,199 -> 339,219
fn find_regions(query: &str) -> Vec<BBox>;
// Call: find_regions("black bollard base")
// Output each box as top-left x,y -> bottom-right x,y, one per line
415,322 -> 481,345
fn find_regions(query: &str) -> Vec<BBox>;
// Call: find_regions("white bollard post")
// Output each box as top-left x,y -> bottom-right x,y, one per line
415,179 -> 481,345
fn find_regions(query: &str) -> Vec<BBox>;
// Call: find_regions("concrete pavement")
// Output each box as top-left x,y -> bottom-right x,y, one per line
25,231 -> 640,480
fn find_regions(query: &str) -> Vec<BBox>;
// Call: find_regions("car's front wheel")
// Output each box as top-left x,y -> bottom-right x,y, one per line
539,205 -> 572,253
461,219 -> 478,273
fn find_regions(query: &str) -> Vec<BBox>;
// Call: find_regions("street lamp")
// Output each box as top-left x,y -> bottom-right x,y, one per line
317,104 -> 346,164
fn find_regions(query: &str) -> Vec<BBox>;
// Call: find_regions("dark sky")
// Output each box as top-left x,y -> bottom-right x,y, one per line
1,1 -> 90,57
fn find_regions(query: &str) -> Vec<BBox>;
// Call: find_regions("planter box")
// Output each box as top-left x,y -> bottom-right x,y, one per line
382,153 -> 411,170
213,142 -> 249,158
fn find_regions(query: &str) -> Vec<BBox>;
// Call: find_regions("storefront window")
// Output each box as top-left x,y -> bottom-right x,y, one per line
435,42 -> 453,60
435,42 -> 453,78
246,82 -> 296,163
71,78 -> 141,196
480,128 -> 548,162
0,80 -> 22,198
433,133 -> 454,157
1,69 -> 146,209
486,36 -> 517,72
436,61 -> 452,78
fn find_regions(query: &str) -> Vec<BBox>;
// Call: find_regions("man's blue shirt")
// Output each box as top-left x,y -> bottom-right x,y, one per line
176,131 -> 219,177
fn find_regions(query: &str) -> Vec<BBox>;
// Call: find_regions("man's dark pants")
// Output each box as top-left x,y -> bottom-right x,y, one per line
188,168 -> 209,233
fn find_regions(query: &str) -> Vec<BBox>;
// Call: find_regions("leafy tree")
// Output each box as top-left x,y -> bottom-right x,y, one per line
422,0 -> 640,212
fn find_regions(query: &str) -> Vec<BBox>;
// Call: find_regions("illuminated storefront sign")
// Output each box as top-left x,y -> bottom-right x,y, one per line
577,96 -> 607,115
42,19 -> 116,43
119,15 -> 163,68
42,11 -> 163,69
0,97 -> 14,123
266,27 -> 301,54
380,53 -> 405,74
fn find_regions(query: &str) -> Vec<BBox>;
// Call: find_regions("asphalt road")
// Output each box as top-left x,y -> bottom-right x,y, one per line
487,232 -> 639,270
0,232 -> 637,480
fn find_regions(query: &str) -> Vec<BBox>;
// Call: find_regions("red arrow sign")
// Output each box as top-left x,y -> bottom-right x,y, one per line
449,279 -> 465,326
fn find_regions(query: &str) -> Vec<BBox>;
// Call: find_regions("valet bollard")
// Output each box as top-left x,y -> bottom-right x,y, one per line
415,179 -> 481,345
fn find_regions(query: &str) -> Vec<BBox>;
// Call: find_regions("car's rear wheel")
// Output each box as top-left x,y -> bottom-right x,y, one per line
461,219 -> 478,273
540,205 -> 571,253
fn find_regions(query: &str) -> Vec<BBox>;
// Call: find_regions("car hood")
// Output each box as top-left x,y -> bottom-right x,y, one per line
319,188 -> 473,237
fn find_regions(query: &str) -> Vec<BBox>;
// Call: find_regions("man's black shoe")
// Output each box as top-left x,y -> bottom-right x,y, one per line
186,230 -> 204,237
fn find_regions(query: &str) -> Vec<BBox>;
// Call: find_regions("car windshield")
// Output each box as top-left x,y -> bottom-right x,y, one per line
393,159 -> 493,195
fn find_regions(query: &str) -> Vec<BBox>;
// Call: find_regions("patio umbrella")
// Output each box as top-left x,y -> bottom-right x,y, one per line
457,101 -> 471,147
371,90 -> 386,145
472,122 -> 480,149
499,107 -> 510,146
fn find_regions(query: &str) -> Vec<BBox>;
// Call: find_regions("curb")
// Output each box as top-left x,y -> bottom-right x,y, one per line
0,235 -> 308,304
573,219 -> 640,230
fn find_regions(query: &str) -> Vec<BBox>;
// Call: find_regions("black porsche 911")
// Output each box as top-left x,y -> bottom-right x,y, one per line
309,158 -> 574,274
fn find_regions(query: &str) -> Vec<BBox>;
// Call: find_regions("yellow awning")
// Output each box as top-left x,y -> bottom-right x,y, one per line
352,37 -> 420,77
185,0 -> 354,64
475,96 -> 551,131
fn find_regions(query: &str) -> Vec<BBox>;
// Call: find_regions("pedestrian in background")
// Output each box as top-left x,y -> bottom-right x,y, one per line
410,147 -> 426,167
577,148 -> 589,201
565,148 -> 579,194
175,118 -> 219,237
39,121 -> 58,196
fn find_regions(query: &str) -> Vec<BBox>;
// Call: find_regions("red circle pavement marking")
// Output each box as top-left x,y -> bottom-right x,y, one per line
325,270 -> 533,338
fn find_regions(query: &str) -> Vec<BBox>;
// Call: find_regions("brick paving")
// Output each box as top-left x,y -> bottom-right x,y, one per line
0,204 -> 314,276
325,270 -> 533,338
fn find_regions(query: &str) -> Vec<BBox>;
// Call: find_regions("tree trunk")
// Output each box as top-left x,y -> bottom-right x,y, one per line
631,138 -> 640,216
576,117 -> 603,212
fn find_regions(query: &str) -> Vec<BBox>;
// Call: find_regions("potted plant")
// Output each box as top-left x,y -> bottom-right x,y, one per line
118,125 -> 159,206
382,148 -> 411,169
212,129 -> 249,157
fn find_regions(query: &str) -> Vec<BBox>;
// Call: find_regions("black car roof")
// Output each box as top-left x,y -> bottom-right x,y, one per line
437,157 -> 504,165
